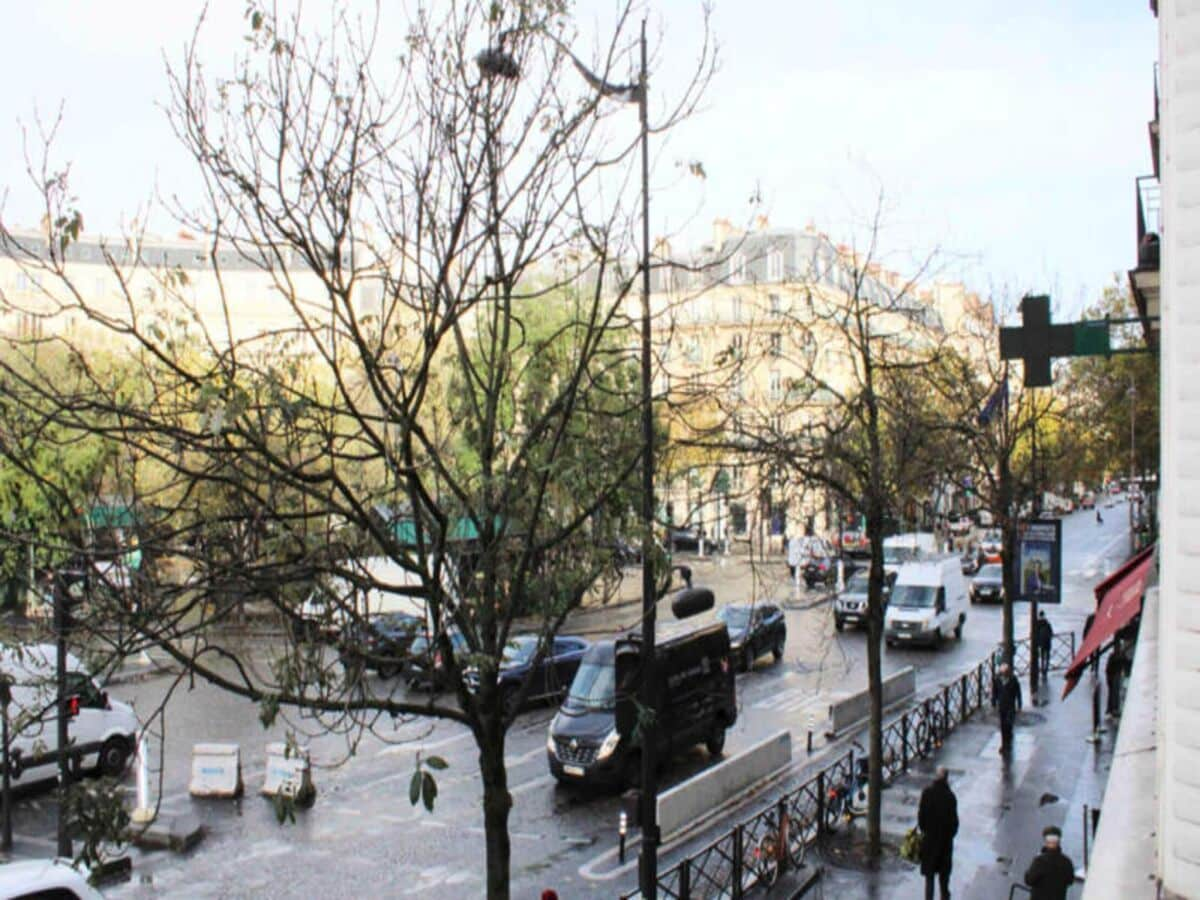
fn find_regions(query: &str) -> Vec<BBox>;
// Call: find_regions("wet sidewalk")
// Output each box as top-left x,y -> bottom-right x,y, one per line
815,669 -> 1113,899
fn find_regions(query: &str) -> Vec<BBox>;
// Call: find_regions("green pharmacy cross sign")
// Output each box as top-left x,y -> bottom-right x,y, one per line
999,294 -> 1111,387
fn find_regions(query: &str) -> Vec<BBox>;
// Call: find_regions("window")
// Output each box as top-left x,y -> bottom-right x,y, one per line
767,249 -> 783,282
731,295 -> 743,322
769,294 -> 783,318
730,254 -> 746,284
769,332 -> 781,357
731,503 -> 748,535
685,337 -> 702,364
769,370 -> 783,401
729,333 -> 744,358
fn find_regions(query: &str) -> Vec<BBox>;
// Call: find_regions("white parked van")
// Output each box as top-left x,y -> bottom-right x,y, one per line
882,533 -> 938,576
0,645 -> 139,783
883,557 -> 967,648
297,556 -> 441,639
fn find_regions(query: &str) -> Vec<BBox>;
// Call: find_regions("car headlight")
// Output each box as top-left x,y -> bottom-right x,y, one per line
596,729 -> 621,762
546,730 -> 556,754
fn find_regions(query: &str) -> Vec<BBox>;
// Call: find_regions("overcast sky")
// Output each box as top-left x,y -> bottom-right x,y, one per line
0,1 -> 1157,320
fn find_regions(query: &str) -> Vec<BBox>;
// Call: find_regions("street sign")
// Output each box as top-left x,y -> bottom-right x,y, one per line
999,294 -> 1113,387
1015,519 -> 1062,604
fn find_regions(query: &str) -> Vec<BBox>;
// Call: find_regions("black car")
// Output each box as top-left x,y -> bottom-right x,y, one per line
339,612 -> 424,678
466,634 -> 590,715
668,527 -> 716,555
717,603 -> 786,671
406,628 -> 471,691
802,553 -> 859,588
970,563 -> 1005,604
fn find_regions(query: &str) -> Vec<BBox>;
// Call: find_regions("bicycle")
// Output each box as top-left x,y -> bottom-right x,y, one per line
912,705 -> 947,758
824,748 -> 869,833
751,804 -> 815,887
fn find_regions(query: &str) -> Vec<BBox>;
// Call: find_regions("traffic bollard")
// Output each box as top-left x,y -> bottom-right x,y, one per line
807,712 -> 815,754
619,810 -> 627,863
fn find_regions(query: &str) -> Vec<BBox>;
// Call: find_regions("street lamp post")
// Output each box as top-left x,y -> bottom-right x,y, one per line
478,22 -> 661,896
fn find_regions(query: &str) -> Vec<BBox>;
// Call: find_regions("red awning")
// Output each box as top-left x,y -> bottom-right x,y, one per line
1062,543 -> 1155,699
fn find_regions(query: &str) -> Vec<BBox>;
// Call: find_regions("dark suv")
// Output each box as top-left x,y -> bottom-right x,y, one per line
465,634 -> 589,715
339,612 -> 424,678
716,603 -> 786,671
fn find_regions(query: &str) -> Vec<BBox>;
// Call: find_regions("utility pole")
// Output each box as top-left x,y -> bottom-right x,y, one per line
54,573 -> 72,859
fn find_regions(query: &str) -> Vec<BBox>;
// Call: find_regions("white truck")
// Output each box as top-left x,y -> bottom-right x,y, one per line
0,644 -> 139,783
883,557 -> 968,649
882,533 -> 938,576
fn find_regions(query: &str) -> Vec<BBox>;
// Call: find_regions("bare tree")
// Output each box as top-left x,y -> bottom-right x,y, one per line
0,2 -> 713,895
683,202 -> 953,861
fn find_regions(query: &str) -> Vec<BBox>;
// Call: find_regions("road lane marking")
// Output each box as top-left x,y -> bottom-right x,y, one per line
509,774 -> 554,796
376,727 -> 474,758
504,745 -> 546,768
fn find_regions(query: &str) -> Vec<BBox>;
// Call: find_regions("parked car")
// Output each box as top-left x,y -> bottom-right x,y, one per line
833,570 -> 896,631
970,563 -> 1005,604
802,551 -> 859,588
465,634 -> 589,715
0,645 -> 139,782
668,527 -> 716,554
547,622 -> 736,788
1079,493 -> 1096,510
406,628 -> 471,691
0,859 -> 104,900
838,529 -> 871,558
716,603 -> 786,670
339,611 -> 425,678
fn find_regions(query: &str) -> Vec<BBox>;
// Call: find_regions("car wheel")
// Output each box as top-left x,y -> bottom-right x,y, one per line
955,615 -> 964,640
934,629 -> 944,650
99,736 -> 131,777
742,646 -> 754,672
706,723 -> 727,757
772,639 -> 784,662
377,662 -> 400,680
835,619 -> 845,632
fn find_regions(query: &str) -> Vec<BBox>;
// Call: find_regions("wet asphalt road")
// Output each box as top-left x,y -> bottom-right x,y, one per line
3,501 -> 1135,897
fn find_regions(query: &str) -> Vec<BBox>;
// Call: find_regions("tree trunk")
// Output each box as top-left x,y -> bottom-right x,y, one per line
865,526 -> 885,862
478,720 -> 512,900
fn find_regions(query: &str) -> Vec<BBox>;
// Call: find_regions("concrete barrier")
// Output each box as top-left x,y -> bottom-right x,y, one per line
828,666 -> 916,736
189,743 -> 243,798
657,730 -> 791,841
261,742 -> 315,805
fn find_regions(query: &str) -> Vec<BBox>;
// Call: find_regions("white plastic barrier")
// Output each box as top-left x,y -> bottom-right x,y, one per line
189,743 -> 243,798
261,743 -> 315,804
657,730 -> 792,841
828,666 -> 917,736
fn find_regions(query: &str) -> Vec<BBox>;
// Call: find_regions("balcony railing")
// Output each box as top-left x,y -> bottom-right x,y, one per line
1135,174 -> 1161,270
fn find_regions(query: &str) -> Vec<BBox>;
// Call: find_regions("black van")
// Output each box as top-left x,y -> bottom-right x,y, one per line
546,622 -> 736,788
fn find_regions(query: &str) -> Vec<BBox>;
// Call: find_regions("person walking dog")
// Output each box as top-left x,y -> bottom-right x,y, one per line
1023,825 -> 1076,900
918,767 -> 959,900
993,662 -> 1023,756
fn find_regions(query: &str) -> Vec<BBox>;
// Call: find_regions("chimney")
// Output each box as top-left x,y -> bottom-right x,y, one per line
712,218 -> 734,247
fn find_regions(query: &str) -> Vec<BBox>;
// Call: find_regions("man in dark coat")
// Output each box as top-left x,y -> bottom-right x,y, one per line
1023,825 -> 1075,899
1035,612 -> 1053,682
993,662 -> 1022,755
1105,646 -> 1125,717
918,767 -> 958,900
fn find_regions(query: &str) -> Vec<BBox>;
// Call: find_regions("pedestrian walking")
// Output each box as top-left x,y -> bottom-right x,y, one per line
1035,611 -> 1054,683
1023,825 -> 1076,900
918,767 -> 958,900
786,534 -> 802,581
1105,646 -> 1126,718
993,662 -> 1022,755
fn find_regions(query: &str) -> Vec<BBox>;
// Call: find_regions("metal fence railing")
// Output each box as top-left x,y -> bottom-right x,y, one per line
621,632 -> 1076,899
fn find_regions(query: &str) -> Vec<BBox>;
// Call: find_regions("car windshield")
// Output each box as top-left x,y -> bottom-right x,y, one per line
565,644 -> 616,711
983,531 -> 1001,544
845,573 -> 869,593
502,637 -> 537,667
717,606 -> 751,630
883,546 -> 917,565
978,564 -> 1002,580
891,585 -> 938,608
